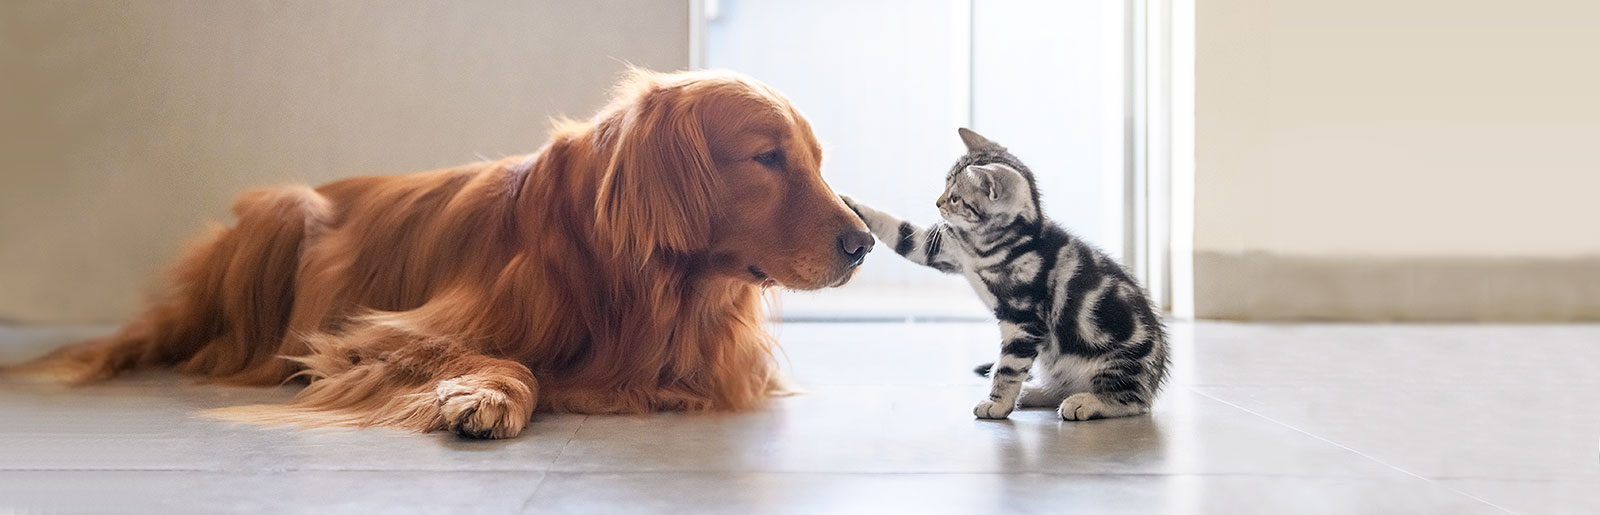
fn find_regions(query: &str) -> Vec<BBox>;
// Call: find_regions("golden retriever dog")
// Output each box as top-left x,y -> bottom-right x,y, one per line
7,69 -> 873,439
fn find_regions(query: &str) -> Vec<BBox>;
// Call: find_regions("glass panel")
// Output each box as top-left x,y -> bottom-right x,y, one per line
707,0 -> 1125,320
972,0 -> 1126,259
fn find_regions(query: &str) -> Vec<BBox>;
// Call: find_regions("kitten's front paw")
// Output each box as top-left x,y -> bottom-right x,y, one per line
838,195 -> 863,218
1059,393 -> 1107,421
973,399 -> 1014,419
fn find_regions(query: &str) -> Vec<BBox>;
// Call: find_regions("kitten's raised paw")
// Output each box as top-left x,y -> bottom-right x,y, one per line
973,399 -> 1014,419
838,195 -> 863,217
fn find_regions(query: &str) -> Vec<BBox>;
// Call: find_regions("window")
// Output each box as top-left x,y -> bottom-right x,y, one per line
699,0 -> 1181,320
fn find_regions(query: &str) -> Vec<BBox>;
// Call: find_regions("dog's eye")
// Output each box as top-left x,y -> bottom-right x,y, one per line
753,149 -> 785,169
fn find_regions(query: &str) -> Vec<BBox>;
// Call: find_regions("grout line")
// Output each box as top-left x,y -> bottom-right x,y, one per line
0,468 -> 1501,479
447,470 -> 1464,479
1425,475 -> 1599,482
773,317 -> 992,324
10,465 -> 1572,484
1188,387 -> 1521,514
519,415 -> 587,510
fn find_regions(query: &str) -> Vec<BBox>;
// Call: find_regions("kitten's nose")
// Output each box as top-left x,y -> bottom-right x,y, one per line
838,230 -> 874,266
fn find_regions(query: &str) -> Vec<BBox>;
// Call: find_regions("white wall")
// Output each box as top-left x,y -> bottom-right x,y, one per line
0,0 -> 690,323
1197,0 -> 1600,258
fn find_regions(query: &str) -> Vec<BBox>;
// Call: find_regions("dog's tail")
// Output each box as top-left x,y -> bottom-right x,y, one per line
3,186 -> 328,386
3,334 -> 147,385
2,223 -> 236,385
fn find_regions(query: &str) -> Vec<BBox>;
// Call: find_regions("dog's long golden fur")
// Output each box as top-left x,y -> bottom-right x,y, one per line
9,69 -> 870,439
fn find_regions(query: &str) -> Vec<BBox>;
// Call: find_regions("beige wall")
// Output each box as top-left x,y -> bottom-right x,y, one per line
1195,0 -> 1600,319
0,1 -> 689,323
1198,0 -> 1600,257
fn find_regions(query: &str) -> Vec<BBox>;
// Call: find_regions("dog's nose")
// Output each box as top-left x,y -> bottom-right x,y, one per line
838,230 -> 874,265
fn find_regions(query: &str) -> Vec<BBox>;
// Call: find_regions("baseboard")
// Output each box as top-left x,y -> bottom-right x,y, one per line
1194,251 -> 1600,322
772,286 -> 991,322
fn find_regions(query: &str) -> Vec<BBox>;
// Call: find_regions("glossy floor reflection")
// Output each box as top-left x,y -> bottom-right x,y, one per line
1,322 -> 1594,514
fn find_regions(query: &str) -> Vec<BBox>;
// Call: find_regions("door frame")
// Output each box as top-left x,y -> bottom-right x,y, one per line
1129,0 -> 1195,317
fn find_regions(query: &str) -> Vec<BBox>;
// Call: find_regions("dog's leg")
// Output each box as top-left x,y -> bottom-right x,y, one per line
210,318 -> 539,439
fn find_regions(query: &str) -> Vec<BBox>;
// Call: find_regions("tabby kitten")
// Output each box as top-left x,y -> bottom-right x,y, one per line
842,128 -> 1169,420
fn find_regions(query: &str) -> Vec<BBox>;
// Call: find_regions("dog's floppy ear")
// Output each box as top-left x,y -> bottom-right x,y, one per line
596,80 -> 718,262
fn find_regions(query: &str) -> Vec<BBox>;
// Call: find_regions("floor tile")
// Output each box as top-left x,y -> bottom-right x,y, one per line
1440,478 -> 1600,515
0,374 -> 585,472
550,385 -> 1403,477
0,471 -> 545,514
527,472 -> 1502,515
1194,386 -> 1600,481
4,321 -> 1597,513
1185,322 -> 1600,388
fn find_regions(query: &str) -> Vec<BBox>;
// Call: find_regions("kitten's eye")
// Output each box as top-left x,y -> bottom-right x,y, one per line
753,149 -> 785,170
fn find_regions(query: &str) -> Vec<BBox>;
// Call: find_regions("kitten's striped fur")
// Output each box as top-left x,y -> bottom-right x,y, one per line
843,128 -> 1169,420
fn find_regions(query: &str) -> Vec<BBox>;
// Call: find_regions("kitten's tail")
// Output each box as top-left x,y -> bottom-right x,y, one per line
973,362 -> 993,378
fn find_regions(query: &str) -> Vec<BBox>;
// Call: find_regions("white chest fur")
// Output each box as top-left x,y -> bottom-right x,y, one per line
957,253 -> 998,309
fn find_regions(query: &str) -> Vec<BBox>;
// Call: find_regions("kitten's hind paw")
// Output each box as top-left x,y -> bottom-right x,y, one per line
1059,393 -> 1106,421
1059,393 -> 1146,421
973,399 -> 1013,419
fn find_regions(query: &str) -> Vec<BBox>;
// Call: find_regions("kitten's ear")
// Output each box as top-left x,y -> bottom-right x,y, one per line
970,163 -> 1025,200
958,128 -> 1000,151
964,165 -> 1000,200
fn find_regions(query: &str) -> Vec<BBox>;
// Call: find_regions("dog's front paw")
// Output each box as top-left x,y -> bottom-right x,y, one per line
1059,393 -> 1107,421
973,399 -> 1014,419
436,376 -> 529,439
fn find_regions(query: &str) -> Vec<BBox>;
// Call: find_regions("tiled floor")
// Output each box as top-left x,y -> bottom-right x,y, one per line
1,322 -> 1595,514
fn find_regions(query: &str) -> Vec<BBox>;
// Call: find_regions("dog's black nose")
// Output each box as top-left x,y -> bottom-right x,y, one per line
838,230 -> 874,265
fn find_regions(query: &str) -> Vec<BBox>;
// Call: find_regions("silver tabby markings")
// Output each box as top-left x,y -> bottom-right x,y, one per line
843,128 -> 1170,421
